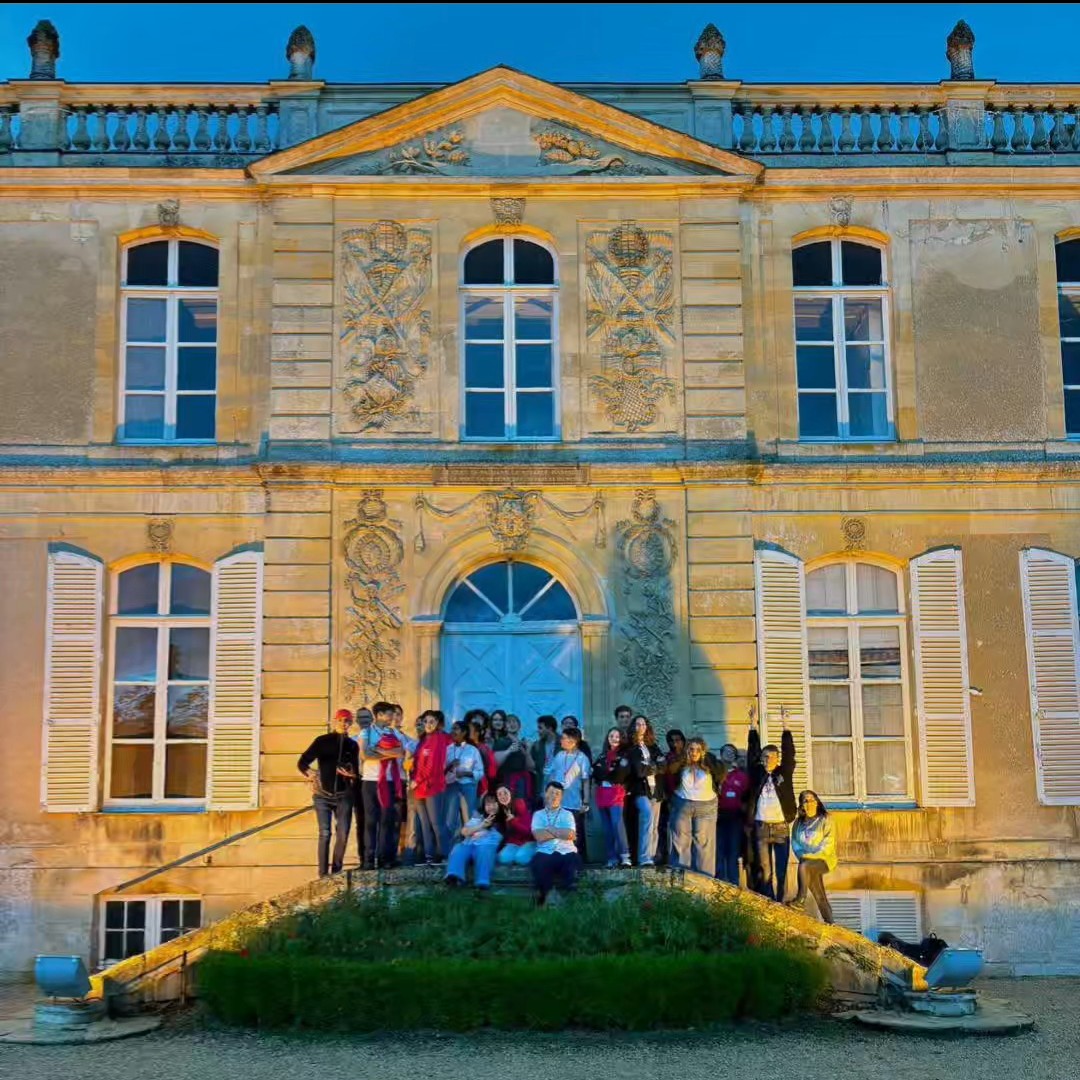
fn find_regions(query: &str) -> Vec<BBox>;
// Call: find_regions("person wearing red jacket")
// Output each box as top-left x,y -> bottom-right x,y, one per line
408,710 -> 453,865
466,712 -> 498,797
494,783 -> 536,866
715,742 -> 751,885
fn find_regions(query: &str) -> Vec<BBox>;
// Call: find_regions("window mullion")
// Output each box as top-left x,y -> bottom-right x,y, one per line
834,293 -> 848,432
154,618 -> 169,801
504,291 -> 515,436
165,293 -> 179,438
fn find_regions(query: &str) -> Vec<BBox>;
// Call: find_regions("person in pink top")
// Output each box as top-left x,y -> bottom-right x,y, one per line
494,783 -> 536,866
408,710 -> 453,865
715,741 -> 751,885
591,727 -> 632,867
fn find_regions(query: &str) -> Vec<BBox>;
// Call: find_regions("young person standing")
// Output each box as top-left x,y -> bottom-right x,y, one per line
530,715 -> 560,807
790,790 -> 836,923
530,782 -> 578,904
407,709 -> 452,865
625,715 -> 664,867
358,701 -> 406,870
715,742 -> 751,886
667,736 -> 721,877
297,709 -> 360,877
444,720 -> 483,835
546,726 -> 591,861
591,727 -> 631,868
747,707 -> 797,902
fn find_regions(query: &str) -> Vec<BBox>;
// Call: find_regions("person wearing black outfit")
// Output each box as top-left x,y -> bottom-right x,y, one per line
625,715 -> 664,866
298,709 -> 360,877
747,707 -> 797,901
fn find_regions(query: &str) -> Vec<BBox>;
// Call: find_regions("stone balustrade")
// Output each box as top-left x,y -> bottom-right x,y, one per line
985,100 -> 1080,153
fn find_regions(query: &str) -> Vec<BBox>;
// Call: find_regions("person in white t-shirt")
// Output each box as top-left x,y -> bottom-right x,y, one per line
443,720 -> 483,837
545,727 -> 592,861
530,782 -> 579,904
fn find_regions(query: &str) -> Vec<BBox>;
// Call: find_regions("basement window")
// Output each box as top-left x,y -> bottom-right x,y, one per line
100,895 -> 202,966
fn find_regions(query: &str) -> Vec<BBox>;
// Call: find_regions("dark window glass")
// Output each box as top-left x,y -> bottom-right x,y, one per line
167,685 -> 209,739
796,345 -> 836,390
1066,389 -> 1080,435
124,396 -> 165,440
465,344 -> 505,389
463,240 -> 505,285
513,240 -> 555,285
466,563 -> 510,615
1062,341 -> 1080,386
178,348 -> 216,392
164,743 -> 207,798
105,901 -> 125,930
126,901 -> 146,929
1057,240 -> 1080,283
178,299 -> 216,343
511,563 -> 550,613
170,564 -> 211,616
126,242 -> 169,286
126,347 -> 167,391
521,582 -> 576,621
1059,293 -> 1080,338
168,627 -> 210,681
516,392 -> 554,438
848,393 -> 890,439
177,242 -> 219,287
840,241 -> 883,286
114,627 -> 159,682
110,744 -> 154,798
118,564 -> 160,615
792,241 -> 832,286
445,581 -> 499,622
798,393 -> 839,438
464,392 -> 505,438
176,395 -> 216,440
516,345 -> 553,389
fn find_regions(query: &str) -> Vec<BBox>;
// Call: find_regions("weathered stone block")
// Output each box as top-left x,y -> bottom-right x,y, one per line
688,563 -> 755,590
272,306 -> 333,334
689,616 -> 756,643
685,388 -> 746,416
271,360 -> 334,388
690,642 -> 758,669
262,617 -> 331,645
692,667 -> 759,697
271,334 -> 333,361
689,589 -> 755,617
683,305 -> 743,336
260,698 -> 329,725
272,224 -> 334,252
272,281 -> 333,307
269,415 -> 332,441
686,513 -> 753,539
682,280 -> 743,306
262,670 -> 330,699
687,417 -> 748,440
680,223 -> 741,252
263,591 -> 331,619
262,643 -> 331,672
265,538 -> 331,565
683,361 -> 745,388
681,251 -> 742,279
271,389 -> 333,416
272,251 -> 334,280
272,198 -> 334,224
264,564 -> 331,591
683,334 -> 743,361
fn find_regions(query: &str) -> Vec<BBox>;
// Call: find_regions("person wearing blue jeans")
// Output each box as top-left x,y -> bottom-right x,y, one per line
747,709 -> 797,902
445,792 -> 505,890
443,721 -> 483,837
668,737 -> 721,876
625,715 -> 663,866
297,710 -> 360,877
592,727 -> 632,867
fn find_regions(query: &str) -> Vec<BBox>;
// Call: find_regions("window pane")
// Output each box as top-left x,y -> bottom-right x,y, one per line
797,345 -> 836,390
126,241 -> 169,286
1056,240 -> 1080,283
806,564 -> 847,614
513,239 -> 555,285
808,627 -> 849,679
115,626 -> 158,681
464,391 -> 505,437
104,930 -> 126,962
792,241 -> 832,287
110,743 -> 154,798
810,685 -> 852,736
1067,389 -> 1080,436
125,930 -> 146,955
862,683 -> 905,736
124,395 -> 165,440
170,564 -> 211,615
178,299 -> 217,343
167,684 -> 209,738
843,299 -> 884,342
176,395 -> 216,440
848,392 -> 889,439
1060,292 -> 1080,338
798,393 -> 838,438
118,564 -> 160,615
521,581 -> 576,621
465,344 -> 505,389
794,298 -> 834,341
516,391 -> 554,438
840,241 -> 883,286
515,297 -> 553,340
516,344 -> 553,389
126,901 -> 146,929
860,626 -> 902,680
811,741 -> 854,797
856,564 -> 899,613
125,347 -> 166,391
465,563 -> 510,616
161,899 -> 180,930
463,240 -> 504,285
510,562 -> 551,613
845,344 -> 887,390
178,347 -> 216,391
169,627 -> 210,680
113,685 -> 155,738
182,900 -> 202,930
865,741 -> 908,796
178,242 -> 219,287
126,298 -> 167,343
464,297 -> 504,340
165,743 -> 207,798
105,901 -> 125,930
444,581 -> 500,622
1062,341 -> 1080,386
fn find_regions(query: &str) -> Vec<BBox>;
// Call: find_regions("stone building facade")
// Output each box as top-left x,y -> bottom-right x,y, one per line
2,20 -> 1079,974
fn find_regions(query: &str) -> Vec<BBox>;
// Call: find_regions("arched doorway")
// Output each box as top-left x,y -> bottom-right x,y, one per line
439,560 -> 583,737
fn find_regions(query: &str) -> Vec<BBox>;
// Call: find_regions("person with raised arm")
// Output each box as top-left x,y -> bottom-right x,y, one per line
747,704 -> 797,902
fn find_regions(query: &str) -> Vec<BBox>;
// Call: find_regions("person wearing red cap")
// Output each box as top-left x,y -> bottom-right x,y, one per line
297,709 -> 360,877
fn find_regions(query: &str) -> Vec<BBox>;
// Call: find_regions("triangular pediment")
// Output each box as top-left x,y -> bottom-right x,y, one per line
251,66 -> 761,180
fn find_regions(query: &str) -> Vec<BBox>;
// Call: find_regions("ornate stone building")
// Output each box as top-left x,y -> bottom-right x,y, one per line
2,19 -> 1080,974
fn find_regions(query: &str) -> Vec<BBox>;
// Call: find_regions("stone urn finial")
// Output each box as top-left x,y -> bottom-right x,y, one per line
286,25 -> 316,80
694,24 -> 726,80
946,20 -> 976,81
27,19 -> 60,80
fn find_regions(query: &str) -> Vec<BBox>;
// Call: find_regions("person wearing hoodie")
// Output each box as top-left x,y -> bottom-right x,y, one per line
789,789 -> 837,923
407,709 -> 453,865
715,742 -> 751,886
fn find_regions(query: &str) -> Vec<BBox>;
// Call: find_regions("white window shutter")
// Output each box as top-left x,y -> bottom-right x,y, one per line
1019,548 -> 1080,805
828,892 -> 866,934
41,548 -> 104,812
869,892 -> 922,941
754,548 -> 810,791
910,548 -> 975,807
207,547 -> 263,810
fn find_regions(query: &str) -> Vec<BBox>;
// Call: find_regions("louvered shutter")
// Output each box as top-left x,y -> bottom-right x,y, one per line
1019,548 -> 1080,805
870,892 -> 922,941
910,548 -> 975,807
754,548 -> 810,791
207,548 -> 263,810
827,892 -> 866,934
41,547 -> 104,812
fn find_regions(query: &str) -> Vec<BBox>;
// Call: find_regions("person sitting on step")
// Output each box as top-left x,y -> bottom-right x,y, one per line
444,791 -> 508,892
494,782 -> 536,866
789,789 -> 836,924
530,782 -> 579,905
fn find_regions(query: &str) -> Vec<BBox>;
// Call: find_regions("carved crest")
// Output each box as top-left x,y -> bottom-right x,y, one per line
146,518 -> 174,554
842,516 -> 867,552
828,196 -> 853,227
491,197 -> 526,226
157,200 -> 180,228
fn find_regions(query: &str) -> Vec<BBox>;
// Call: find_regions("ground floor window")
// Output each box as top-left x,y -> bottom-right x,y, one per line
101,896 -> 202,966
827,890 -> 921,942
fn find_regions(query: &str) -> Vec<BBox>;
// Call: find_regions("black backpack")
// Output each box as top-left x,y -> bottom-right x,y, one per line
878,931 -> 949,967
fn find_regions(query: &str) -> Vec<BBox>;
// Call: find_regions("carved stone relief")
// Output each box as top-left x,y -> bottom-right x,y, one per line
842,516 -> 867,551
533,125 -> 666,175
586,222 -> 677,432
491,196 -> 526,226
339,220 -> 432,431
146,517 -> 173,554
156,200 -> 180,228
374,129 -> 469,174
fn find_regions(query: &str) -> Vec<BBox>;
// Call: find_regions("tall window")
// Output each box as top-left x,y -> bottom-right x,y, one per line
101,896 -> 202,965
462,237 -> 557,440
806,561 -> 911,802
120,239 -> 219,442
793,237 -> 892,441
107,561 -> 211,804
1056,239 -> 1080,436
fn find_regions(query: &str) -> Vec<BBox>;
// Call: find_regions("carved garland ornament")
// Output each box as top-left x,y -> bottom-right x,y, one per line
533,126 -> 664,176
375,129 -> 469,174
340,220 -> 432,431
616,490 -> 679,723
342,491 -> 405,705
413,488 -> 606,554
586,222 -> 677,432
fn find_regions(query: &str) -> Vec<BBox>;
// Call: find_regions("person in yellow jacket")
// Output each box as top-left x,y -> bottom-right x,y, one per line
789,790 -> 836,923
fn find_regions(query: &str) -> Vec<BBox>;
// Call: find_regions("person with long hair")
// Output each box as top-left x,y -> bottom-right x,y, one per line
444,790 -> 508,892
715,741 -> 750,886
494,782 -> 536,866
789,790 -> 836,923
494,713 -> 533,803
591,727 -> 632,867
407,709 -> 452,866
443,719 -> 483,836
488,709 -> 508,741
625,714 -> 664,867
667,736 -> 721,877
465,709 -> 498,797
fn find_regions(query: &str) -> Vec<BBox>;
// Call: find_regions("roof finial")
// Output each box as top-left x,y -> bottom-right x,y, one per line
286,25 -> 316,80
27,19 -> 59,80
946,20 -> 976,81
694,24 -> 726,81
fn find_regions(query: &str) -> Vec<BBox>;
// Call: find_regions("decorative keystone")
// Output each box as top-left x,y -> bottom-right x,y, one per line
286,25 -> 316,80
694,24 -> 726,80
946,20 -> 975,81
27,19 -> 59,80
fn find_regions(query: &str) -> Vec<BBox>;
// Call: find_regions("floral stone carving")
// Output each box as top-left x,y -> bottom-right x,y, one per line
586,222 -> 677,432
340,220 -> 433,431
342,491 -> 405,704
533,126 -> 664,176
616,490 -> 679,723
376,129 -> 469,174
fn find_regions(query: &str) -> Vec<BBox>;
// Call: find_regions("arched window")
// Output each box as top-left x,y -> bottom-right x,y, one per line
792,237 -> 892,441
805,560 -> 911,801
444,561 -> 576,623
1055,238 -> 1080,435
106,560 -> 211,804
461,237 -> 557,440
120,238 -> 219,442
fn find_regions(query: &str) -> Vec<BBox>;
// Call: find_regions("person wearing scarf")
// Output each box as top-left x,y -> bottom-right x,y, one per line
592,727 -> 632,868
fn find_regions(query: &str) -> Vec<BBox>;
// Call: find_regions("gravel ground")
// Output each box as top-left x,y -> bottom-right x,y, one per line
1,978 -> 1077,1080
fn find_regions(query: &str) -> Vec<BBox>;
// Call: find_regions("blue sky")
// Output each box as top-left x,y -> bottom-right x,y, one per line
1,4 -> 1078,84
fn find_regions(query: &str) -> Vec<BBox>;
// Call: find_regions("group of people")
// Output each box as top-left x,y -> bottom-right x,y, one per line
297,702 -> 836,918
